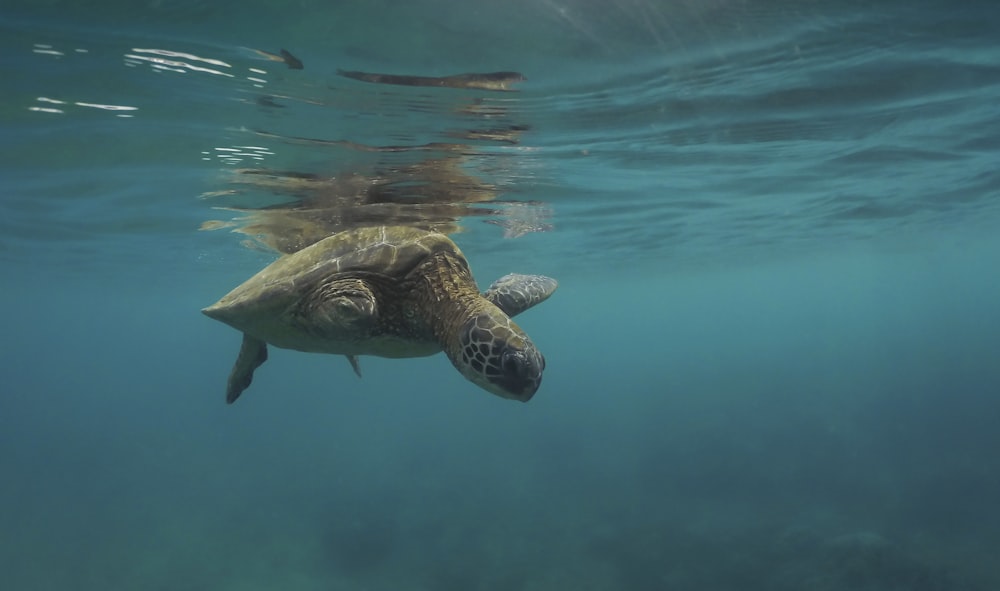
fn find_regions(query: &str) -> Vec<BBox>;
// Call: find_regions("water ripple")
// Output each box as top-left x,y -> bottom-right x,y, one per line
2,2 -> 999,269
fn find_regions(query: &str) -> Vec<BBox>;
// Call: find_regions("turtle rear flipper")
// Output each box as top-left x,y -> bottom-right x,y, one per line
483,274 -> 558,317
226,334 -> 268,404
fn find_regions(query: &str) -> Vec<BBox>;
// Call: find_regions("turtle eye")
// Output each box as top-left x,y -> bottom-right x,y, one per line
501,349 -> 528,378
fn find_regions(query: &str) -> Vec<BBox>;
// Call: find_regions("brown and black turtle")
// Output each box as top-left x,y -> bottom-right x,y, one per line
203,226 -> 556,403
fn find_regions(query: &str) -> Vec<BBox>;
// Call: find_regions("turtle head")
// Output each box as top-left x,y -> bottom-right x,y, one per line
451,306 -> 545,402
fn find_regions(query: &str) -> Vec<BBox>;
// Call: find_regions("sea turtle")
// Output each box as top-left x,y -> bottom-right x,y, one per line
203,226 -> 556,403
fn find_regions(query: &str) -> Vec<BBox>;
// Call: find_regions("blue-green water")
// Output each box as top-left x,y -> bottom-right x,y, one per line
3,1 -> 1000,589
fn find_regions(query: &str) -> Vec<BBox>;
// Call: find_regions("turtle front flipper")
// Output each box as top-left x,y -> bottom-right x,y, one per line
483,274 -> 558,317
226,333 -> 268,404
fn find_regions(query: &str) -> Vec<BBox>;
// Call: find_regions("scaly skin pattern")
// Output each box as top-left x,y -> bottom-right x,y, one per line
411,251 -> 544,400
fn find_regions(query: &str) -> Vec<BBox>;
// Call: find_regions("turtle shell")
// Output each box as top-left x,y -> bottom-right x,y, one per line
203,226 -> 464,327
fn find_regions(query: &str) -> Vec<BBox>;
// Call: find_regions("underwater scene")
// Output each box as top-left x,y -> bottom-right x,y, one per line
2,0 -> 1000,589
